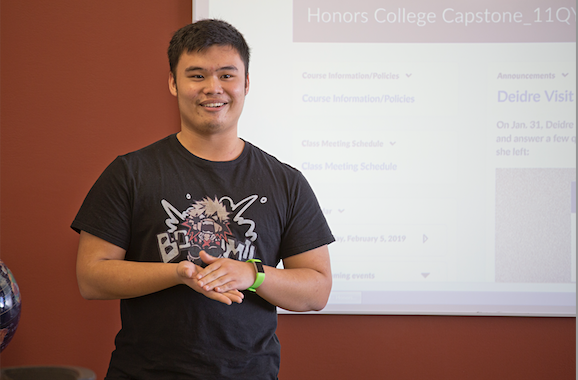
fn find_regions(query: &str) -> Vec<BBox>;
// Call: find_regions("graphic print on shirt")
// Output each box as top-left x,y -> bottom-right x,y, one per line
156,194 -> 261,266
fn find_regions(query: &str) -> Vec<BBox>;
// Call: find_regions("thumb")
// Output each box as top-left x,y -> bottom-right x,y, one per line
200,250 -> 218,265
177,260 -> 197,279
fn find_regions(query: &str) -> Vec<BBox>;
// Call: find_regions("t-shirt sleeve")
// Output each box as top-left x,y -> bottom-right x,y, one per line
71,156 -> 132,250
278,172 -> 335,258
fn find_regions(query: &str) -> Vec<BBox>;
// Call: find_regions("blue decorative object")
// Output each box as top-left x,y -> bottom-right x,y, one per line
0,260 -> 21,352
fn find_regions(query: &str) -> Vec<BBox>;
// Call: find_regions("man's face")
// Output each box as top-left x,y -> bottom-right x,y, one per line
169,45 -> 249,136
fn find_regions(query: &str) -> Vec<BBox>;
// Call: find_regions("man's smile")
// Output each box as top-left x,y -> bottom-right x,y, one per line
203,103 -> 226,108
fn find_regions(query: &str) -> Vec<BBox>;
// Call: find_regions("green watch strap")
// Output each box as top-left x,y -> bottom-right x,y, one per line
247,259 -> 265,292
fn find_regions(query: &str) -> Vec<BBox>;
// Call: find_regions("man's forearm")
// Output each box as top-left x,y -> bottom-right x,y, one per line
195,245 -> 332,312
77,259 -> 181,300
76,231 -> 243,305
250,245 -> 332,312
256,265 -> 332,312
196,245 -> 332,311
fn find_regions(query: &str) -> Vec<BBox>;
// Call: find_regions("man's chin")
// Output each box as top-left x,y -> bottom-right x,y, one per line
182,117 -> 234,135
187,120 -> 225,133
201,123 -> 229,134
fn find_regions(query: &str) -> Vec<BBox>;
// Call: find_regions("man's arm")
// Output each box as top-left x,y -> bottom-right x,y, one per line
196,245 -> 332,312
76,231 -> 244,305
258,246 -> 332,312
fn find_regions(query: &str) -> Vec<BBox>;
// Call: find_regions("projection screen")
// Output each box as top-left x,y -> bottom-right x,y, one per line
192,0 -> 576,316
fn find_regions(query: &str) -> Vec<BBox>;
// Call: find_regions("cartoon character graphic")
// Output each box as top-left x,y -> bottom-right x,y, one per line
157,195 -> 259,265
182,197 -> 232,265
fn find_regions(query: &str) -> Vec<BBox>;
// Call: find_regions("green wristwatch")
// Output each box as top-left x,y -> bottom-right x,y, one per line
246,259 -> 265,292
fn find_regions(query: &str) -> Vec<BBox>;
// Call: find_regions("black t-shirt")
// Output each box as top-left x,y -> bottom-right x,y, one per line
72,134 -> 334,379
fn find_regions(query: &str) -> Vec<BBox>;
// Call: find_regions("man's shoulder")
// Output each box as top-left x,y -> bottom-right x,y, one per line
112,135 -> 179,169
123,134 -> 176,157
245,141 -> 300,175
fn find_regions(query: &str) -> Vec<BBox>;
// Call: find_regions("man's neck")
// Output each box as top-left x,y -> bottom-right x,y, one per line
176,129 -> 245,162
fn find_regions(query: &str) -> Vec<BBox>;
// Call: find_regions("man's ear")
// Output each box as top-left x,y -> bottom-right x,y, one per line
245,73 -> 250,96
168,72 -> 178,97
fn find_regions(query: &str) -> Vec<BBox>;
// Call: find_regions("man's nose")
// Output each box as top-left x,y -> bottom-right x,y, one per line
203,75 -> 223,94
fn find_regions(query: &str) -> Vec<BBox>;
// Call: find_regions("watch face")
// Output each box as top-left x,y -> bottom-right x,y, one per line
254,261 -> 264,273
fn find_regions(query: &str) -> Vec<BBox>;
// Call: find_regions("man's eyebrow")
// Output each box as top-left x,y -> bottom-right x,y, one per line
218,65 -> 239,72
184,66 -> 203,73
184,65 -> 239,73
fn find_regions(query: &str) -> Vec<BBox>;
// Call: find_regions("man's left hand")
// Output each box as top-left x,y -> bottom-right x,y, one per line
196,250 -> 256,293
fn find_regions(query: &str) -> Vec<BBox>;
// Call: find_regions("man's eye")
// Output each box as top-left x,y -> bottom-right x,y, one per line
221,74 -> 232,79
189,75 -> 203,79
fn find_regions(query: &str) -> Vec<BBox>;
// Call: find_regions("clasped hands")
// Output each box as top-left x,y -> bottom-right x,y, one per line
176,250 -> 256,305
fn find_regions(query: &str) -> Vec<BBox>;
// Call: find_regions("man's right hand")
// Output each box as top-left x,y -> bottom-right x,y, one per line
77,231 -> 245,304
176,260 -> 244,305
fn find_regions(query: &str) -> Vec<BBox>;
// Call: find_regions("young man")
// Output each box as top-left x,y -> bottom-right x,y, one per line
72,19 -> 334,379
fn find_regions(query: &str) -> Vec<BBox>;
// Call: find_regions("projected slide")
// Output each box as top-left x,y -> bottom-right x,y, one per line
194,0 -> 576,315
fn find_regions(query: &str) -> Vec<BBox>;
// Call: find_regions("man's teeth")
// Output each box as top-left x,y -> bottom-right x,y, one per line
204,103 -> 225,108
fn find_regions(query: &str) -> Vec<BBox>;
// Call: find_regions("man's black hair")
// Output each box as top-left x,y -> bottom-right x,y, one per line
168,19 -> 250,79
